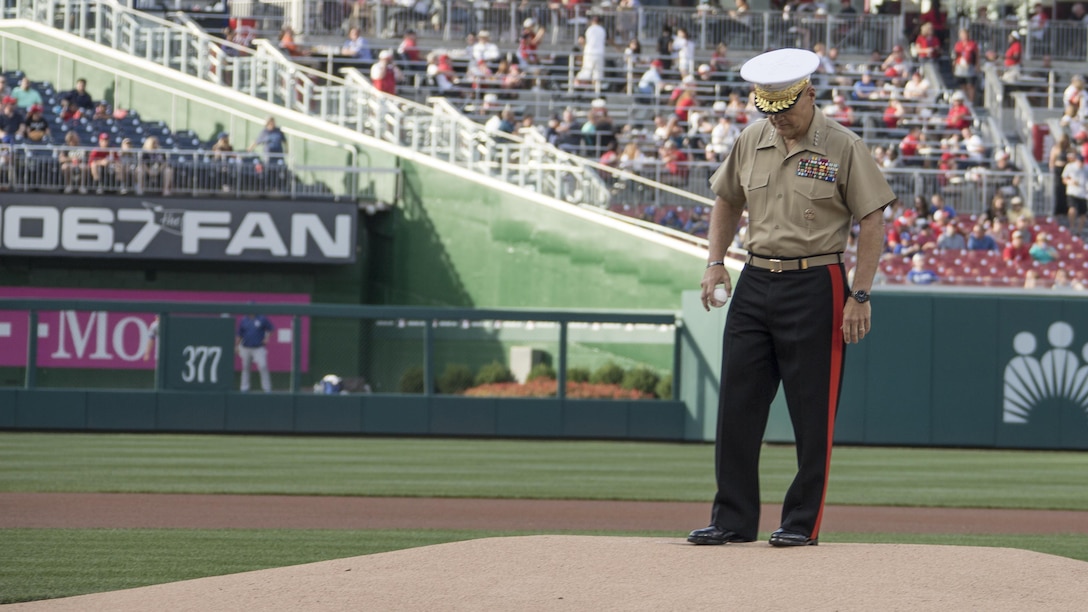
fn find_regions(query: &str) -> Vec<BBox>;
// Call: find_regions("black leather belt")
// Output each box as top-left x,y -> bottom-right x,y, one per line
746,253 -> 843,273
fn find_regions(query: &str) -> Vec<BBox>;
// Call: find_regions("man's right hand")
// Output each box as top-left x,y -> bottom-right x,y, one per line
700,266 -> 732,311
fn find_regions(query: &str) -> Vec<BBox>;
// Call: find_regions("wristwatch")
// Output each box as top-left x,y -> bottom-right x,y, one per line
851,289 -> 870,304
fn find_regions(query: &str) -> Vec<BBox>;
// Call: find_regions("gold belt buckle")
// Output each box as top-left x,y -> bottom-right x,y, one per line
768,258 -> 783,273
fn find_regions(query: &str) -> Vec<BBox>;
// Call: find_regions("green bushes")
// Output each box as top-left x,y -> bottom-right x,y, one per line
566,367 -> 591,383
474,361 -> 516,386
622,366 -> 661,397
527,363 -> 557,381
438,364 -> 476,395
655,374 -> 673,400
398,366 -> 424,393
590,362 -> 625,385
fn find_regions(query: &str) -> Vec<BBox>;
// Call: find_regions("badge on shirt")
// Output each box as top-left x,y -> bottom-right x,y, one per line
796,157 -> 839,183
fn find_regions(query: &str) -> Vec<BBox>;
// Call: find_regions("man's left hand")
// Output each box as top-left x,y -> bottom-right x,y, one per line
841,300 -> 871,344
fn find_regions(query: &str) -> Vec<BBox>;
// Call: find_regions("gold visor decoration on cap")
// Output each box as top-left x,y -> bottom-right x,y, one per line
753,78 -> 810,114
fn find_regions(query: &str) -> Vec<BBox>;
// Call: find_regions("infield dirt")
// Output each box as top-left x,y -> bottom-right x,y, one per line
4,493 -> 1088,610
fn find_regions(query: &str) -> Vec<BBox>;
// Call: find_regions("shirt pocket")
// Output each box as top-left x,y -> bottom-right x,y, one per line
744,169 -> 771,221
793,179 -> 838,230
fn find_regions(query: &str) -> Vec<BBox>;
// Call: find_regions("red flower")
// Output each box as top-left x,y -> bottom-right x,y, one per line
463,378 -> 653,399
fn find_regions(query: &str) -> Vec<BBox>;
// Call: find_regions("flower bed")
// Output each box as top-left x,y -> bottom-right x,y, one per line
464,377 -> 653,400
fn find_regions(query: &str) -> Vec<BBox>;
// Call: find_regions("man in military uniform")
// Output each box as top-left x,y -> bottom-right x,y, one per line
688,48 -> 897,547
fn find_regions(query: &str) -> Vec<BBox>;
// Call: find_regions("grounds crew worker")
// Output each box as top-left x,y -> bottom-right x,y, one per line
688,48 -> 897,547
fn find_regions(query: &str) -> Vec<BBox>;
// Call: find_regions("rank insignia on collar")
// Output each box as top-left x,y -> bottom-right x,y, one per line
796,157 -> 839,183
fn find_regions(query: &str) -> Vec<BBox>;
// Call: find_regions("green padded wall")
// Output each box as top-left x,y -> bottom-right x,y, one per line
376,159 -> 707,310
680,289 -> 1088,449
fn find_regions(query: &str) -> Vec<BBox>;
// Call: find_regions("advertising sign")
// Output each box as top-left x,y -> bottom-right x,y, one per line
0,194 -> 356,263
0,287 -> 310,372
163,317 -> 236,390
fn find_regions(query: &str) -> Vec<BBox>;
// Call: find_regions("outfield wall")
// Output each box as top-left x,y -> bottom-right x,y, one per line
0,389 -> 687,440
681,288 -> 1088,450
5,290 -> 1088,450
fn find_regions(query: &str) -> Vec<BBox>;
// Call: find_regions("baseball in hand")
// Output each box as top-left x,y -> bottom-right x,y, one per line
712,285 -> 729,307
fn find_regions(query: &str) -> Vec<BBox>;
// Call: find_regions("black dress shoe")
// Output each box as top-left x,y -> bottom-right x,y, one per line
769,528 -> 818,547
687,525 -> 753,545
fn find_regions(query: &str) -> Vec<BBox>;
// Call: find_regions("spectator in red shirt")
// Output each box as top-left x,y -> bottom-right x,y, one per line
1075,130 -> 1088,161
881,45 -> 910,79
397,29 -> 420,65
659,140 -> 688,183
945,91 -> 972,130
919,0 -> 948,38
1004,31 -> 1022,69
599,140 -> 619,170
914,23 -> 941,61
370,50 -> 397,95
88,132 -> 117,194
518,18 -> 544,68
823,94 -> 855,127
952,27 -> 980,103
882,96 -> 906,130
277,26 -> 309,57
1002,230 -> 1031,262
58,98 -> 82,122
674,87 -> 697,123
899,126 -> 922,164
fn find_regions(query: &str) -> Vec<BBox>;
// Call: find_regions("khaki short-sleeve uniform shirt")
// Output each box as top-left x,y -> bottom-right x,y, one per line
710,110 -> 895,258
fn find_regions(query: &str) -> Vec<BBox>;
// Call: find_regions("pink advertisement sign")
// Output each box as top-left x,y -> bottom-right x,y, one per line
0,288 -> 310,372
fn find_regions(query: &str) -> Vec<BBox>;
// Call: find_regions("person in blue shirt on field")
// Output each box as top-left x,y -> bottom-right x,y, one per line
236,312 -> 275,392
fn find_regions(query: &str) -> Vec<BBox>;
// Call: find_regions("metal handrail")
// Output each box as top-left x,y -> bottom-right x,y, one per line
0,143 -> 395,200
225,1 -> 907,55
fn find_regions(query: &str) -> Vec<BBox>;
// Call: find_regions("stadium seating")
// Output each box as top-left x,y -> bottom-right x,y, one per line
1,71 -> 300,198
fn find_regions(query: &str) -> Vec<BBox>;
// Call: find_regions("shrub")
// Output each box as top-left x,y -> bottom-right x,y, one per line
590,361 -> 625,386
655,373 -> 673,400
398,366 -> 424,394
567,367 -> 591,383
437,363 -> 475,395
622,366 -> 661,398
475,361 -> 515,386
527,362 -> 557,381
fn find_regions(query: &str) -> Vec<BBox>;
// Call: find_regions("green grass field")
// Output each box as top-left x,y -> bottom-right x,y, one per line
1,433 -> 1086,604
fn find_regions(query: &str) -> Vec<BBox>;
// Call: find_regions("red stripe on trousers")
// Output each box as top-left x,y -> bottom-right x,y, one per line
812,266 -> 845,539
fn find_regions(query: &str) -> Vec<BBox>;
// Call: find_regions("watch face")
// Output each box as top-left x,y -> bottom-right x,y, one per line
853,290 -> 870,303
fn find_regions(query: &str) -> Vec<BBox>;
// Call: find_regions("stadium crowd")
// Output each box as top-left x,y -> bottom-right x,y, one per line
0,75 -> 297,197
8,0 -> 1088,288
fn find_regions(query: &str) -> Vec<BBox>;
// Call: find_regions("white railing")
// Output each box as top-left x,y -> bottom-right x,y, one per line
0,144 -> 396,200
881,166 -> 1043,219
962,18 -> 1088,64
229,0 -> 904,57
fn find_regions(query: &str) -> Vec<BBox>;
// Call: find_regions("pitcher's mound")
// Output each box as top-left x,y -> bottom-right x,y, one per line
12,536 -> 1088,611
